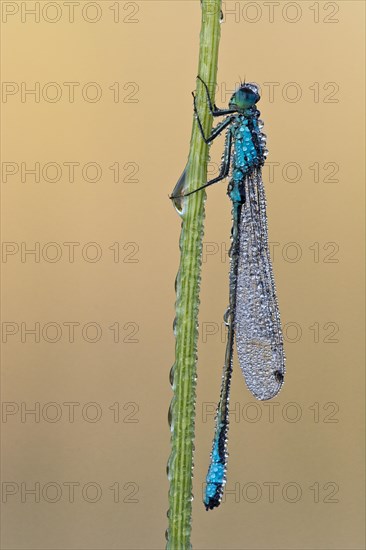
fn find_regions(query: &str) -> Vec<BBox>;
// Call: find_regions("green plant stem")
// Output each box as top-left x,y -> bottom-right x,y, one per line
167,1 -> 222,548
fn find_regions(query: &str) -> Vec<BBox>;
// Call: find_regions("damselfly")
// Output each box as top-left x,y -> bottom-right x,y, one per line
171,77 -> 285,510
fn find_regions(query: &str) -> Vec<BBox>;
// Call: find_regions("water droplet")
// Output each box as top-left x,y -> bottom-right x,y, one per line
169,364 -> 175,386
223,307 -> 231,326
170,164 -> 188,215
168,400 -> 174,427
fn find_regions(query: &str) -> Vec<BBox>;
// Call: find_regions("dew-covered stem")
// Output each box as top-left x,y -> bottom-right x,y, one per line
166,1 -> 222,548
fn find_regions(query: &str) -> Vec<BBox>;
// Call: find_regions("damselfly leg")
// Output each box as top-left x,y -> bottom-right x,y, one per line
196,75 -> 237,117
176,130 -> 233,198
170,82 -> 235,199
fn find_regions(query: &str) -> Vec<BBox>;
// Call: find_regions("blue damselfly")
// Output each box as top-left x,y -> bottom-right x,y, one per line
171,77 -> 285,510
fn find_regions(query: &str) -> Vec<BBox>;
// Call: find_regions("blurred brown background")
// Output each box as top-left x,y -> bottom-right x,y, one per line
1,1 -> 365,548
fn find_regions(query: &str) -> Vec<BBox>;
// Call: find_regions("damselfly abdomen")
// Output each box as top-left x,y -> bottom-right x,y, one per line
171,77 -> 285,510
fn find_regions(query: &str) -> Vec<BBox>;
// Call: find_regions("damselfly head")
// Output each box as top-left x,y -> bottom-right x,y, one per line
229,83 -> 260,111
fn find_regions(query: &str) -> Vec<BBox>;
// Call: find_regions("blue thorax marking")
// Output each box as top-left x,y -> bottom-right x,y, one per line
228,111 -> 265,203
